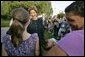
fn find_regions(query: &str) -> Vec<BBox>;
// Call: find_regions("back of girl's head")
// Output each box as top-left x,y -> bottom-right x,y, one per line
10,7 -> 29,47
11,7 -> 29,24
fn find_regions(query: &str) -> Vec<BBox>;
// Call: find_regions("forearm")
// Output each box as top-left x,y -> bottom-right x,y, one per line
35,35 -> 40,56
35,50 -> 40,56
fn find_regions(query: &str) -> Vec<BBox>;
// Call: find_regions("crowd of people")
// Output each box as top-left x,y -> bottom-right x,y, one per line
1,1 -> 84,56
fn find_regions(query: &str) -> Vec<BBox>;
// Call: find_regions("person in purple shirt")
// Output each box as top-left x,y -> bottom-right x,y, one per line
44,1 -> 84,56
2,8 -> 40,56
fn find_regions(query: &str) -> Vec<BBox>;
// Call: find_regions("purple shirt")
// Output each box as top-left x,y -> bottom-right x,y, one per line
57,29 -> 84,56
2,33 -> 38,56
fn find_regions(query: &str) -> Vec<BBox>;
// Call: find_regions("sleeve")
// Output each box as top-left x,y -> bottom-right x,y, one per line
57,31 -> 84,56
2,35 -> 21,56
32,33 -> 39,42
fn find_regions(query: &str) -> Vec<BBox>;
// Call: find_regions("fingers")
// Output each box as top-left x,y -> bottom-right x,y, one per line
45,39 -> 54,50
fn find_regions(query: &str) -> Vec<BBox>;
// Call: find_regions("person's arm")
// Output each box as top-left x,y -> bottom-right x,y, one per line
35,35 -> 40,56
45,38 -> 56,49
2,44 -> 8,56
43,44 -> 67,56
45,30 -> 84,56
43,38 -> 67,56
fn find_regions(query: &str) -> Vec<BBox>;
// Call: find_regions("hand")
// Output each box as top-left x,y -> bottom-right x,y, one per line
45,39 -> 55,50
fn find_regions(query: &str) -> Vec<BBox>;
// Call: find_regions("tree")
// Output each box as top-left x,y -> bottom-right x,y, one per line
1,1 -> 12,20
1,1 -> 53,20
57,12 -> 65,19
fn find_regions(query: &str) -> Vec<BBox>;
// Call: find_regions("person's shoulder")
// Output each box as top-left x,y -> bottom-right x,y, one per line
57,29 -> 84,56
60,29 -> 84,41
32,33 -> 38,36
56,29 -> 84,42
68,30 -> 84,36
31,33 -> 39,42
74,29 -> 84,33
31,33 -> 38,38
1,34 -> 11,43
3,34 -> 10,39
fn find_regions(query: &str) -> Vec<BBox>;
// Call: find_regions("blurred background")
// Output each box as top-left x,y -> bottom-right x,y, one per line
1,1 -> 74,27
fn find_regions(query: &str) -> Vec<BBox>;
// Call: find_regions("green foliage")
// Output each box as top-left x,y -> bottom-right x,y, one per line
1,1 -> 12,20
1,19 -> 10,27
57,12 -> 65,19
1,1 -> 53,20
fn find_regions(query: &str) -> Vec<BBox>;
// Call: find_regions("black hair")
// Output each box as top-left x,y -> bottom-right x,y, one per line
65,1 -> 84,17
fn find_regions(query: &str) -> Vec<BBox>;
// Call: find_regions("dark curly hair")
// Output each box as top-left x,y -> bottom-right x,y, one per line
65,1 -> 84,17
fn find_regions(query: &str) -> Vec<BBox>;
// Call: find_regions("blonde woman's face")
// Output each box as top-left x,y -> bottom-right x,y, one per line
30,10 -> 37,19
